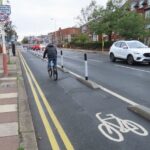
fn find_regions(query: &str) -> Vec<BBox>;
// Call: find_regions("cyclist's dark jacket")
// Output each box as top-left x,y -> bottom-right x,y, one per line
43,44 -> 57,59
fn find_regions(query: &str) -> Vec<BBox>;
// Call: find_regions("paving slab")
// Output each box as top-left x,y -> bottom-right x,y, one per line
0,81 -> 17,88
0,112 -> 18,123
0,98 -> 17,105
0,104 -> 17,113
0,93 -> 18,99
0,77 -> 17,81
0,87 -> 17,93
0,136 -> 19,150
0,122 -> 18,137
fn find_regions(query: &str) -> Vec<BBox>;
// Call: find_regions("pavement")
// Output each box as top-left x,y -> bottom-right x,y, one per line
0,50 -> 38,150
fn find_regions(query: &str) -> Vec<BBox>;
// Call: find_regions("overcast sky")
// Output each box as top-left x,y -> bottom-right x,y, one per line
10,0 -> 108,40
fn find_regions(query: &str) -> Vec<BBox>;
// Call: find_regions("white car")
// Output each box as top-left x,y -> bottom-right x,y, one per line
109,40 -> 150,65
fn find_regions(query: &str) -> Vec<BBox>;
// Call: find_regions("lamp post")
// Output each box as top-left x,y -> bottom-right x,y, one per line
0,0 -> 8,76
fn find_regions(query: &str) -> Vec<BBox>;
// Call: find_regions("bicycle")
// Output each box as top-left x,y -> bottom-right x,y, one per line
48,60 -> 58,81
96,112 -> 148,142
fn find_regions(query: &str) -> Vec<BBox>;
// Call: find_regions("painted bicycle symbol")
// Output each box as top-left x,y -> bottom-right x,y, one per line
96,112 -> 148,142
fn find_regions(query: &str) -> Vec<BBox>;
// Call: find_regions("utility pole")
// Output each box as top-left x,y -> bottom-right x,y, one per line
0,0 -> 8,76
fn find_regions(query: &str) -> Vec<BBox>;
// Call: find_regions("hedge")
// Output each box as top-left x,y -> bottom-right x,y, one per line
68,41 -> 114,50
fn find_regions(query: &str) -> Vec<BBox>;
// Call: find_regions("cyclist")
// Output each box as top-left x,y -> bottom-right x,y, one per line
43,43 -> 57,71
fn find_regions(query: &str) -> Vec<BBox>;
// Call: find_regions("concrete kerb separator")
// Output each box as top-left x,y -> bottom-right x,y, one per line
128,105 -> 150,121
17,49 -> 38,150
30,49 -> 150,121
58,66 -> 150,121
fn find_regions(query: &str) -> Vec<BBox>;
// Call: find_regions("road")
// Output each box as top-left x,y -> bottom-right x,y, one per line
57,48 -> 150,107
20,47 -> 150,150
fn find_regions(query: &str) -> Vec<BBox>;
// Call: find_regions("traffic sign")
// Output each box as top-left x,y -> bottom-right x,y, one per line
0,5 -> 11,15
0,13 -> 9,22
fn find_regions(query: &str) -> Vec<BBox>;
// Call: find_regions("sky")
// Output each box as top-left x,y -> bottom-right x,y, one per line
9,0 -> 108,40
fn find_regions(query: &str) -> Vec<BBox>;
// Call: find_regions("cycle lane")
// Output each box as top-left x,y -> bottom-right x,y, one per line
22,50 -> 150,150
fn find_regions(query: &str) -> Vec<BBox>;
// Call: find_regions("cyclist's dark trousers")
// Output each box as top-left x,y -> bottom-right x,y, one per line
48,58 -> 57,70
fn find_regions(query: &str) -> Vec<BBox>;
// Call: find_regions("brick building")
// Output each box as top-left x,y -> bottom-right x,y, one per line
131,0 -> 150,16
130,0 -> 150,45
48,27 -> 80,46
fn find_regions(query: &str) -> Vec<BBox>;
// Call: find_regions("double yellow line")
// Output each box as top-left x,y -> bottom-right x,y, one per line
19,52 -> 74,150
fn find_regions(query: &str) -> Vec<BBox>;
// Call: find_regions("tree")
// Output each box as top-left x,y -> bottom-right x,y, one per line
4,22 -> 18,42
89,0 -> 127,41
76,0 -> 99,26
117,12 -> 146,40
22,37 -> 28,44
71,33 -> 89,43
89,0 -> 149,41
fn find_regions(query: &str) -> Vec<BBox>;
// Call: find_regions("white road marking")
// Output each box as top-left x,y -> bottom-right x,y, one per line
0,77 -> 17,81
0,93 -> 18,99
59,67 -> 138,106
89,59 -> 103,63
115,64 -> 150,74
0,104 -> 17,113
63,56 -> 83,62
97,84 -> 138,106
0,122 -> 18,137
96,112 -> 148,142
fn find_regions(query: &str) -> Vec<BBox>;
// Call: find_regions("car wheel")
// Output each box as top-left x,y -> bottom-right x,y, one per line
110,53 -> 116,62
127,55 -> 134,65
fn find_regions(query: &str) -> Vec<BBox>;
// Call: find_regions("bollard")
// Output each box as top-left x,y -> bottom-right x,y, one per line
61,50 -> 64,68
84,53 -> 88,80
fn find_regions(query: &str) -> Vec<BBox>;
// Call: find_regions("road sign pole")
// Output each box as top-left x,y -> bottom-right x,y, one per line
1,25 -> 8,76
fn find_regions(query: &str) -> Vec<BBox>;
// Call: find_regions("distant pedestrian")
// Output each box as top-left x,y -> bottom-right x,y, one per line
12,42 -> 16,56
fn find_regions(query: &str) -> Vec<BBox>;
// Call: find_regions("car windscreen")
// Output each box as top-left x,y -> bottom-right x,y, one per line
127,41 -> 147,48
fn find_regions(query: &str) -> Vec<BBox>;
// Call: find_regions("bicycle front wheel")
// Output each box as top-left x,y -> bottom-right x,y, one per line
98,124 -> 124,142
124,120 -> 148,136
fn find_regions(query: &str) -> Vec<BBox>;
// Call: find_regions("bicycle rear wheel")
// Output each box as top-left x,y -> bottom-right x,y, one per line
48,68 -> 52,78
98,124 -> 124,142
53,68 -> 58,81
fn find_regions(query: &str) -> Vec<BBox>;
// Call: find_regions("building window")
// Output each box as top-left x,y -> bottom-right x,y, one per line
131,2 -> 136,10
145,10 -> 150,19
148,0 -> 150,6
139,0 -> 144,8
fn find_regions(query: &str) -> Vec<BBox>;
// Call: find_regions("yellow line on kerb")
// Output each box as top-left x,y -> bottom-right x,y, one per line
19,53 -> 60,150
20,53 -> 74,150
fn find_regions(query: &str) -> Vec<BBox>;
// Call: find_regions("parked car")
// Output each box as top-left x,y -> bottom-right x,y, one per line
39,44 -> 47,51
109,40 -> 150,65
31,44 -> 47,51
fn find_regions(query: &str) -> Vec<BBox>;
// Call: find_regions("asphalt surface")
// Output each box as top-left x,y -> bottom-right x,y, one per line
57,48 -> 150,107
21,48 -> 150,150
